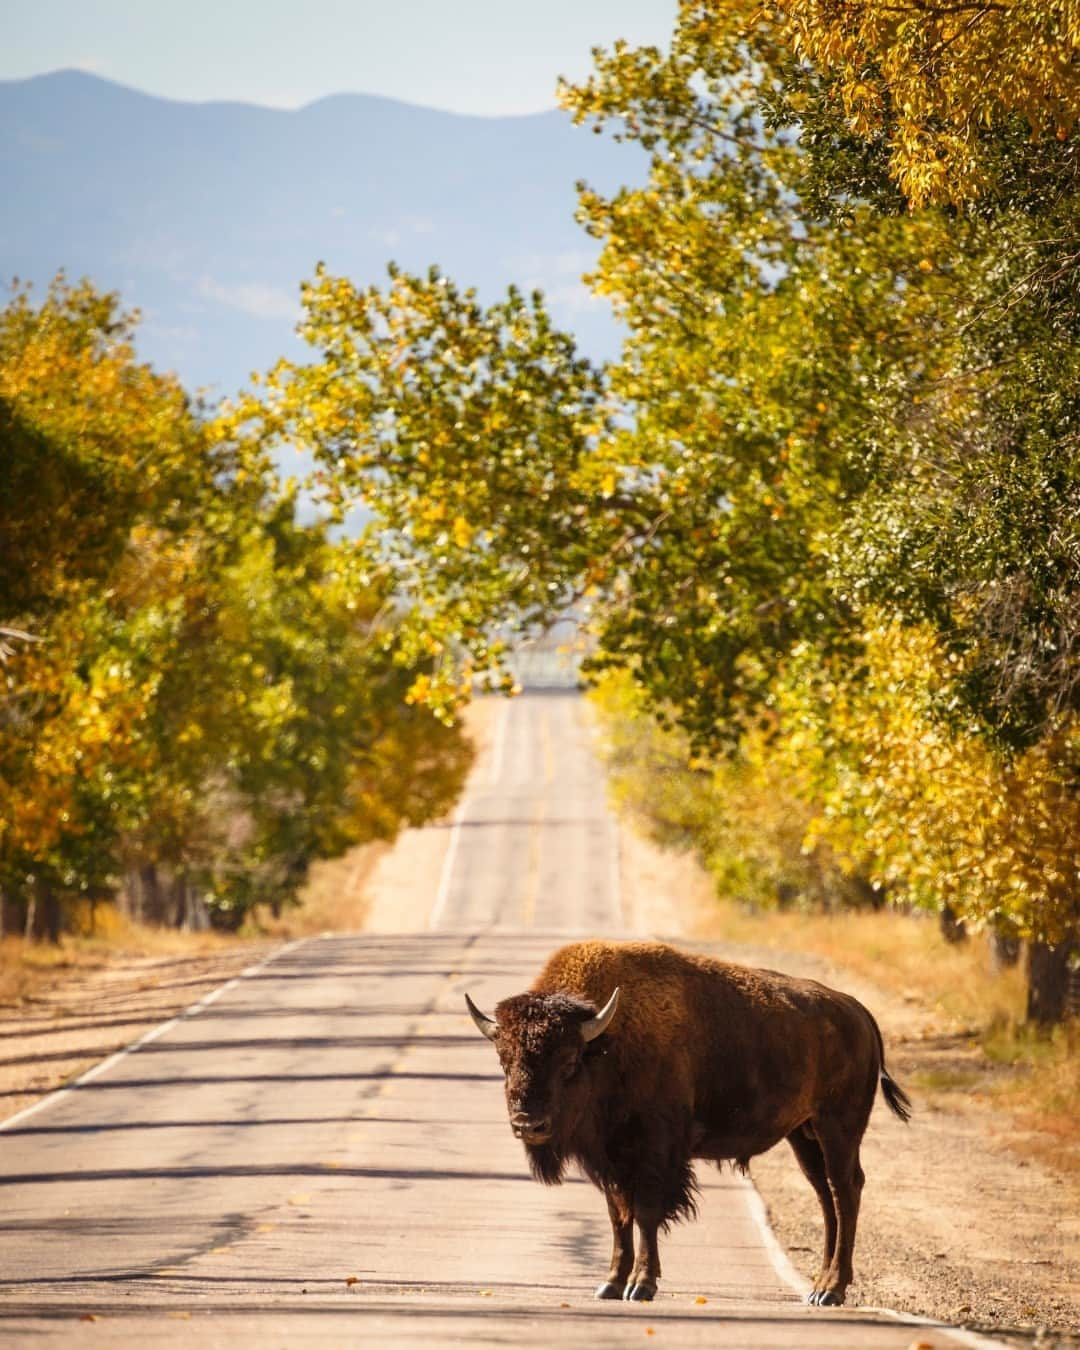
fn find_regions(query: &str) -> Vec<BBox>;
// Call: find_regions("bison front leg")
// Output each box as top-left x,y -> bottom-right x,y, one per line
623,1199 -> 663,1302
595,1185 -> 634,1300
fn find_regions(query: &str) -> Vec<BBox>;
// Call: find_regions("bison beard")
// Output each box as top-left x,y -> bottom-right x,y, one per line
466,939 -> 911,1306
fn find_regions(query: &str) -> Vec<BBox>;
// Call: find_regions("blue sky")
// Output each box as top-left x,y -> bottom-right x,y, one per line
2,0 -> 677,114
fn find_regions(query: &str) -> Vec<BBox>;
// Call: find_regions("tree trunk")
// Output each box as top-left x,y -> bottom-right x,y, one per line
939,903 -> 967,944
1026,939 -> 1075,1027
173,876 -> 188,929
775,882 -> 797,910
989,929 -> 1021,970
850,875 -> 887,911
23,892 -> 36,940
41,883 -> 61,944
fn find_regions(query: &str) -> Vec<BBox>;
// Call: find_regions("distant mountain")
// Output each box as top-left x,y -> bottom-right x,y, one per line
0,71 -> 642,398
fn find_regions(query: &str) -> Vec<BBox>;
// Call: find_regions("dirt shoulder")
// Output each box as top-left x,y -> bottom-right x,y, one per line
0,941 -> 276,1125
621,821 -> 1080,1348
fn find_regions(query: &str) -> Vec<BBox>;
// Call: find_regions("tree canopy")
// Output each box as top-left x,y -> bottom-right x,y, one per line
0,278 -> 471,933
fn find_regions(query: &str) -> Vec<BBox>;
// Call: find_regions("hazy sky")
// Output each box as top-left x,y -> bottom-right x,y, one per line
2,0 -> 677,114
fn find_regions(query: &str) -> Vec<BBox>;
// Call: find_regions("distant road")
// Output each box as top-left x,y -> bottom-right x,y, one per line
429,690 -> 622,932
0,693 -> 988,1346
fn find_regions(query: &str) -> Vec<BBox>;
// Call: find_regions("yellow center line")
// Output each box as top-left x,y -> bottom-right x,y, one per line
521,711 -> 553,927
542,708 -> 555,787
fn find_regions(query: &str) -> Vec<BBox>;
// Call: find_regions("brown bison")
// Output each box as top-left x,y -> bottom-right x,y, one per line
466,939 -> 910,1306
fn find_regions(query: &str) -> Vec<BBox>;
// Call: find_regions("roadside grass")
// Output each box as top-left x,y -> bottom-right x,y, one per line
0,835 -> 389,1009
0,907 -> 238,1008
697,898 -> 1079,1175
697,900 -> 1029,1022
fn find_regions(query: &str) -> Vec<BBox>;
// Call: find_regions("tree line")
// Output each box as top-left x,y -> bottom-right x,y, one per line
0,279 -> 471,937
223,3 -> 1077,1021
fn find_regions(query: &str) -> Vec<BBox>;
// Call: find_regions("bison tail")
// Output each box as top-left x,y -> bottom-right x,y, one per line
866,1006 -> 913,1122
880,1070 -> 913,1123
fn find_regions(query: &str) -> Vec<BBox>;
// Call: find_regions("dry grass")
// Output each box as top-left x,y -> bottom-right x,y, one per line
701,904 -> 1028,1029
0,907 -> 239,1009
252,841 -> 390,939
697,899 -> 1080,1175
0,835 -> 390,1007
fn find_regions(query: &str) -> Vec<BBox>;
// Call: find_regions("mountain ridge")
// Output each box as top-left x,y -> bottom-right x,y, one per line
1,69 -> 634,396
13,68 -> 569,122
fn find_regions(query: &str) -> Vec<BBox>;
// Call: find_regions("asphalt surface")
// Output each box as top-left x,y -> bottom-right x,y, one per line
0,691 -> 991,1346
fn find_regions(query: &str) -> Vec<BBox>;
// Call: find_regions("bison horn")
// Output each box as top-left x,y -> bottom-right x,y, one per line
464,992 -> 498,1042
581,986 -> 620,1042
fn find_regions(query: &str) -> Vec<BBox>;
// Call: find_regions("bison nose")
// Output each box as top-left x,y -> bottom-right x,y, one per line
510,1110 -> 552,1143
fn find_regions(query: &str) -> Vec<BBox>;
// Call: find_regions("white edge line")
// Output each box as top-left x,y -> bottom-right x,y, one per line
738,1173 -> 1009,1350
428,800 -> 467,931
0,938 -> 307,1133
862,1304 -> 1010,1350
737,1173 -> 812,1299
426,695 -> 507,931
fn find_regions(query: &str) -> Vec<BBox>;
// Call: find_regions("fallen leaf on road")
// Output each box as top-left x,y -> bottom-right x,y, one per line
288,1194 -> 311,1205
166,1312 -> 191,1320
346,1277 -> 360,1287
694,1295 -> 707,1304
479,1289 -> 492,1297
79,1314 -> 98,1322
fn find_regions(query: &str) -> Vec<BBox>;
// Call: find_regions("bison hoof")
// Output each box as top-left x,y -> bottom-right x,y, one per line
807,1289 -> 843,1307
624,1282 -> 656,1302
595,1281 -> 625,1300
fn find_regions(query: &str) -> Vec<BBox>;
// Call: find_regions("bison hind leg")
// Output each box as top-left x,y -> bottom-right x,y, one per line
806,1120 -> 865,1307
786,1127 -> 838,1301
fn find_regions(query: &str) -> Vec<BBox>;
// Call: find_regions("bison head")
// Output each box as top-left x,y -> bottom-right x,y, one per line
465,988 -> 620,1177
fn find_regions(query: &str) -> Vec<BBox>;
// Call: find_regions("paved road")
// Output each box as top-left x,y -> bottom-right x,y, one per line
431,690 -> 622,933
0,693 -> 986,1346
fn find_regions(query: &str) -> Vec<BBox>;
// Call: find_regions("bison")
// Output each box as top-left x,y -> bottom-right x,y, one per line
465,938 -> 911,1306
